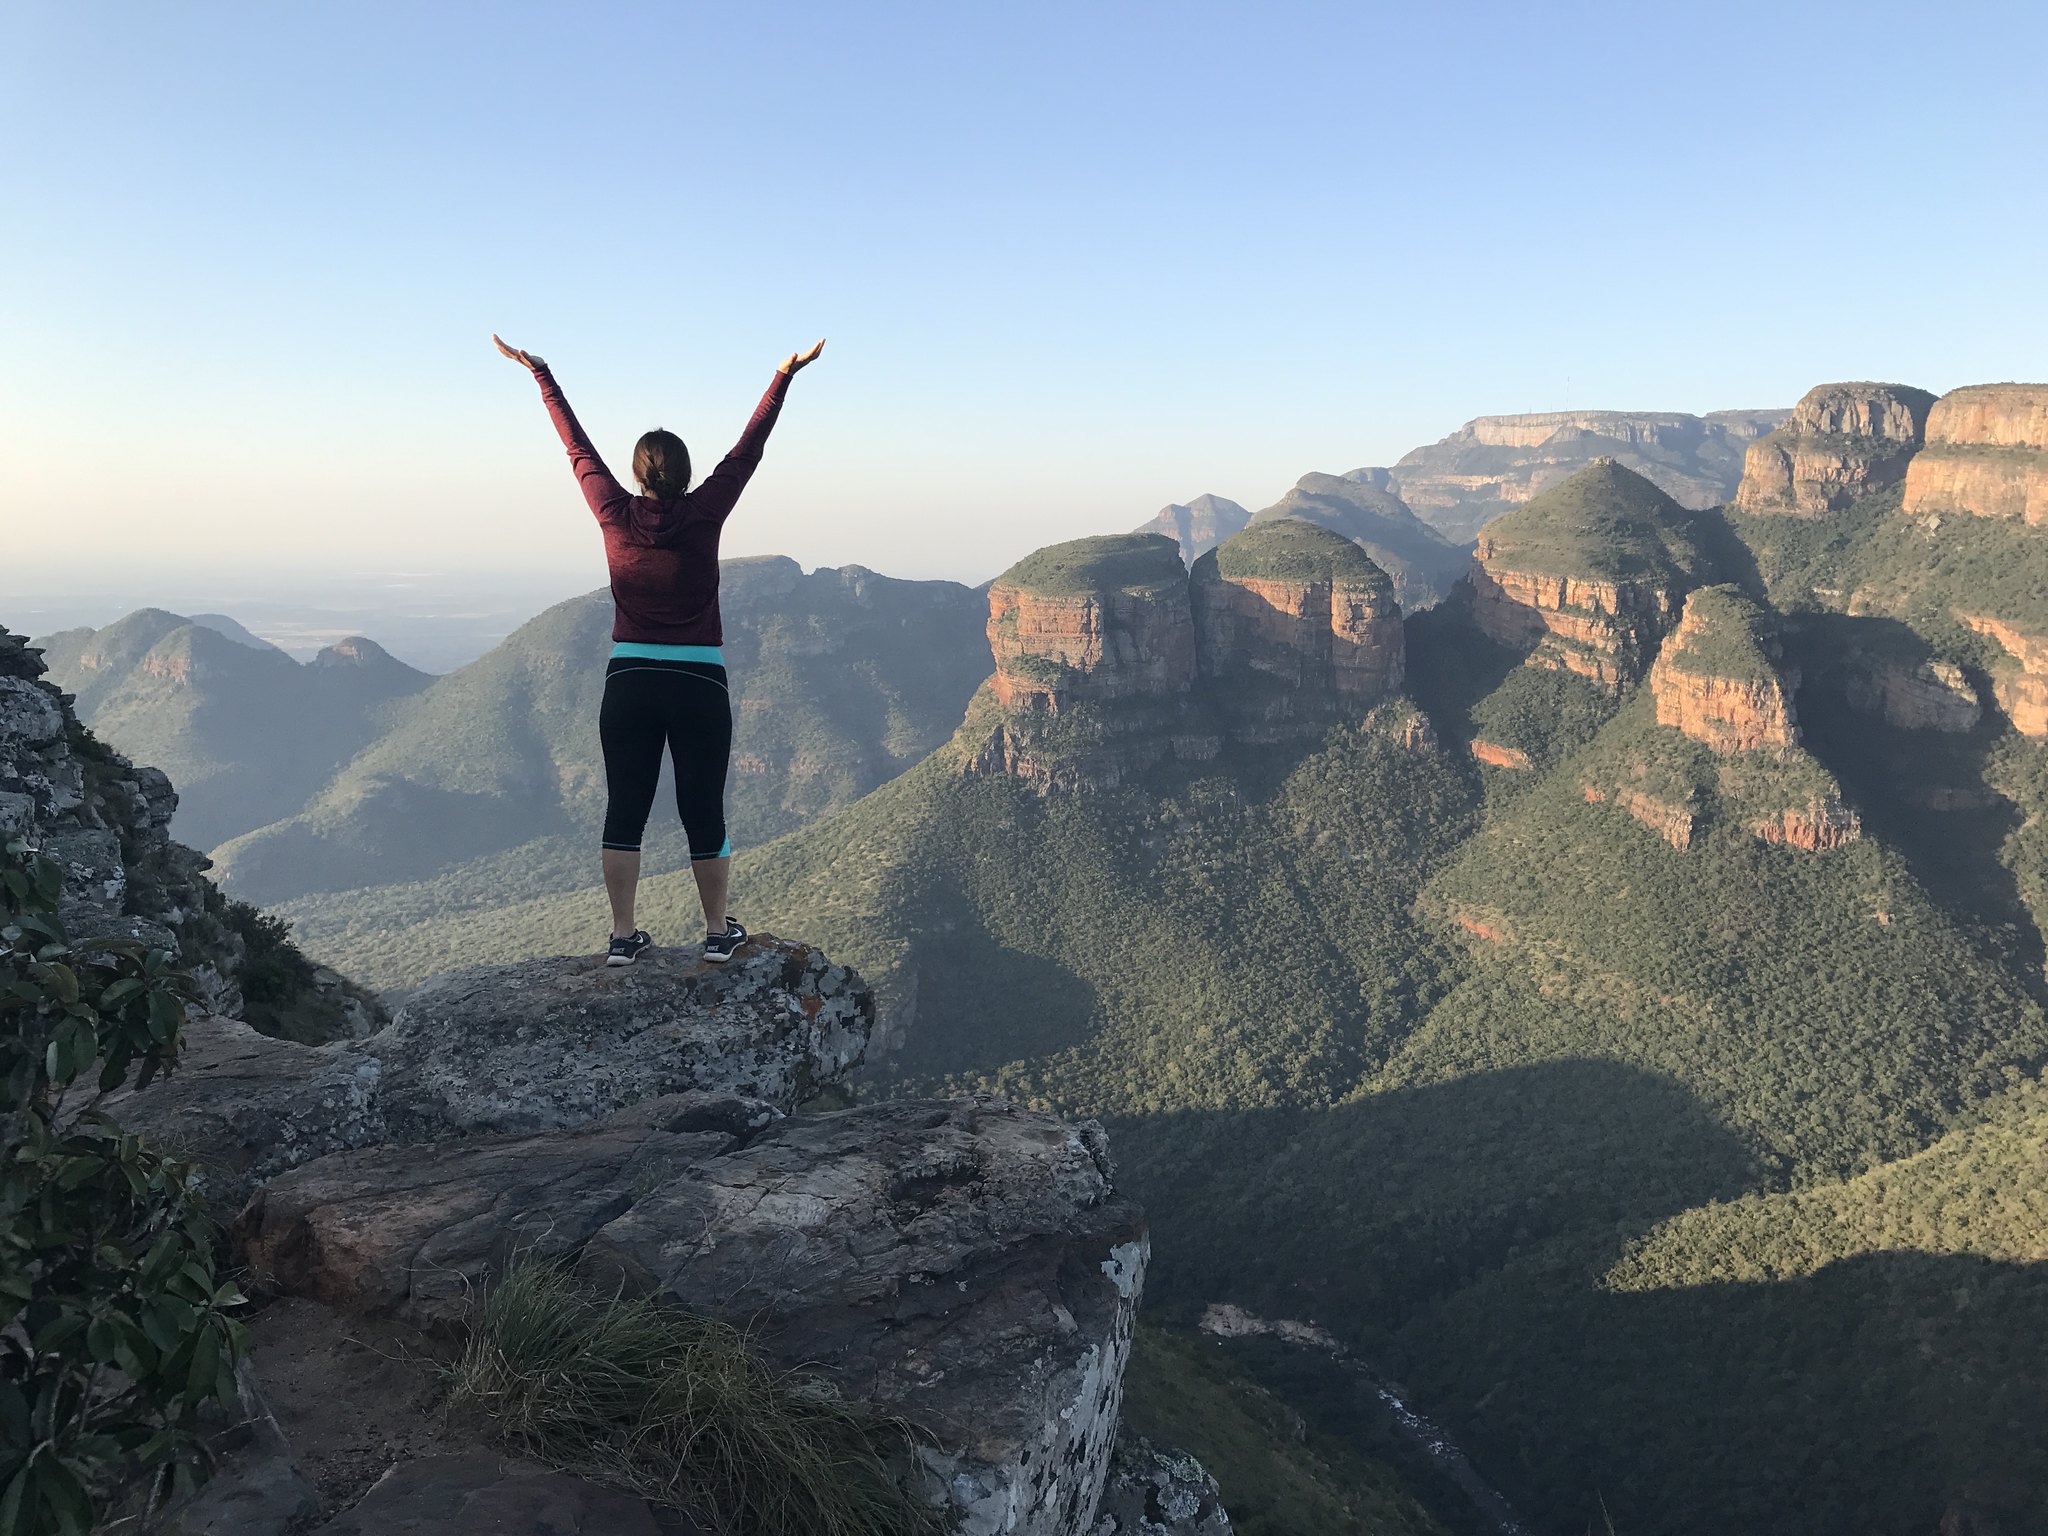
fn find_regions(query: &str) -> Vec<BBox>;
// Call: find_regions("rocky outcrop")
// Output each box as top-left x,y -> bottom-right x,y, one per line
1734,382 -> 1936,516
1384,408 -> 1785,542
1902,383 -> 2048,525
1466,461 -> 1690,690
110,939 -> 865,1209
1751,800 -> 1862,852
309,1456 -> 663,1536
1843,657 -> 1981,732
1648,587 -> 1796,754
0,626 -> 245,1011
1189,521 -> 1404,742
1245,473 -> 1467,609
1470,739 -> 1532,770
1960,614 -> 2048,736
970,535 -> 1214,790
1132,495 -> 1252,564
1087,1439 -> 1232,1536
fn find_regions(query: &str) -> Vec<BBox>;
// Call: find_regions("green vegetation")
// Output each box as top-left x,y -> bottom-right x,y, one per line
994,532 -> 1188,596
1656,583 -> 1779,681
1244,473 -> 1468,607
451,1260 -> 935,1536
1198,517 -> 1396,594
1120,1326 -> 1445,1536
1477,460 -> 1700,583
1,841 -> 249,1535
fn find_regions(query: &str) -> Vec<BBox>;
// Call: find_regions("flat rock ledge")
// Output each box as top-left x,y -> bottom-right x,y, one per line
237,1096 -> 1147,1536
106,934 -> 862,1208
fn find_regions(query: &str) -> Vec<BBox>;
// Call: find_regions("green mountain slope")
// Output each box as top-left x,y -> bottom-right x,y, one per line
1249,473 -> 1469,609
35,610 -> 431,850
212,558 -> 992,905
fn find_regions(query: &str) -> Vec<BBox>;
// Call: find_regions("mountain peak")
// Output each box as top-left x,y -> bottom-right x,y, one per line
1734,380 -> 1936,516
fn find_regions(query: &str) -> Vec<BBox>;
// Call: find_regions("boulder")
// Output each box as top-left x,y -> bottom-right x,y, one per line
146,1365 -> 322,1536
235,1099 -> 747,1328
101,1016 -> 385,1209
577,1096 -> 1147,1536
309,1455 -> 664,1536
1087,1436 -> 1233,1536
368,938 -> 871,1138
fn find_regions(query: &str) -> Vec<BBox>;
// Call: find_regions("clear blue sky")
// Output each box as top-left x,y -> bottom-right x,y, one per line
4,0 -> 2043,588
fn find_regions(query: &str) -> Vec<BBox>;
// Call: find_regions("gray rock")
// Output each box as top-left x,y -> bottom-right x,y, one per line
101,1016 -> 385,1209
1087,1436 -> 1233,1535
147,1364 -> 323,1536
368,939 -> 872,1138
235,1100 -> 742,1329
0,675 -> 64,748
310,1454 -> 663,1536
578,1096 -> 1148,1536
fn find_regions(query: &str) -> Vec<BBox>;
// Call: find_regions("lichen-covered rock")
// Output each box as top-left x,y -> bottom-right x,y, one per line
577,1097 -> 1148,1536
98,1016 -> 385,1210
234,1100 -> 747,1328
369,938 -> 872,1138
1903,383 -> 2048,525
1087,1436 -> 1232,1536
308,1455 -> 663,1536
1735,382 -> 1936,516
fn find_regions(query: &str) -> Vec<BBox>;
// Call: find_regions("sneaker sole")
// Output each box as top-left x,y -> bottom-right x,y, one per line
606,954 -> 637,967
702,949 -> 734,964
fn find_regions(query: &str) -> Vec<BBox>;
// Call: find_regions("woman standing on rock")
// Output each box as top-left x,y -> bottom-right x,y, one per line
494,333 -> 825,966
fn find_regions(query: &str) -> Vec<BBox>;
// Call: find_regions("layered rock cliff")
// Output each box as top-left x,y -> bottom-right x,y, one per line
1384,407 -> 1784,541
1902,383 -> 2048,525
1466,460 -> 1693,690
966,526 -> 1410,785
1580,587 -> 1860,852
1190,520 -> 1404,743
113,937 -> 1186,1534
1960,613 -> 2048,737
1734,382 -> 1937,516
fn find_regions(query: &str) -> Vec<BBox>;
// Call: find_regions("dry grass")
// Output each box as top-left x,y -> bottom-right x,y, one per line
449,1261 -> 941,1536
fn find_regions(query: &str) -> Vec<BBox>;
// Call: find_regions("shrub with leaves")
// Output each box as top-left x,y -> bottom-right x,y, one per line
0,839 -> 248,1535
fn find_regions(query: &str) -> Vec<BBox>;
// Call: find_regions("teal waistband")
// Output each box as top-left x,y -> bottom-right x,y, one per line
610,642 -> 725,664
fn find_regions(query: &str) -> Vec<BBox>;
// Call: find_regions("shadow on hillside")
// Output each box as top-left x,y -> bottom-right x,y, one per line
1401,600 -> 1527,745
879,929 -> 1100,1083
1681,505 -> 1767,597
1788,613 -> 2046,1000
1109,1062 -> 2048,1536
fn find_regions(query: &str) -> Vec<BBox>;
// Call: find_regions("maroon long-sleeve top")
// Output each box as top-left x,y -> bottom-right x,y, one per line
531,364 -> 790,645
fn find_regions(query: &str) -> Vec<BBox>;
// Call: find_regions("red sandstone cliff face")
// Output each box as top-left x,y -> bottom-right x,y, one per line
1902,384 -> 2048,525
1467,552 -> 1678,691
1960,614 -> 2048,737
985,583 -> 1195,715
1751,800 -> 1861,851
1189,568 -> 1403,741
1734,382 -> 1935,516
1647,606 -> 1796,756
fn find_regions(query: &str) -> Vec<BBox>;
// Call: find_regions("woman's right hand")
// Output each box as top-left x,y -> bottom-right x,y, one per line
493,334 -> 545,371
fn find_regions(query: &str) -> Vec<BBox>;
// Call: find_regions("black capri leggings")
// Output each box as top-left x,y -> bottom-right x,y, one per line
598,657 -> 732,860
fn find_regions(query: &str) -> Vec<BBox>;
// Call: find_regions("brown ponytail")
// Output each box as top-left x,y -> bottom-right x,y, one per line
632,429 -> 692,502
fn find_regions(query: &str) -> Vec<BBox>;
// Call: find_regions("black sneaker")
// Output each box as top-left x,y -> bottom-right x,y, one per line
702,917 -> 748,964
606,930 -> 653,967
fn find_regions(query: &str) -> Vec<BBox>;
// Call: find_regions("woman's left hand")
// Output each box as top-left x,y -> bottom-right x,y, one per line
493,334 -> 545,371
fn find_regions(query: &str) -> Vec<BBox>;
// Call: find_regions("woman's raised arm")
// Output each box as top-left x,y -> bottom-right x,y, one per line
494,334 -> 632,524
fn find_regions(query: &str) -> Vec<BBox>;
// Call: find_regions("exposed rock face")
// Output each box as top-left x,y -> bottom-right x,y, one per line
0,626 -> 246,1013
1751,801 -> 1862,852
1466,461 -> 1690,690
579,1098 -> 1145,1536
371,941 -> 870,1138
1648,589 -> 1796,754
1960,614 -> 2048,736
1087,1437 -> 1232,1536
1734,382 -> 1936,516
1902,383 -> 2048,524
1614,788 -> 1695,850
1843,657 -> 1981,733
1470,739 -> 1532,770
1386,408 -> 1785,542
970,535 -> 1214,790
1189,521 -> 1404,742
1131,495 -> 1252,564
110,939 -> 864,1209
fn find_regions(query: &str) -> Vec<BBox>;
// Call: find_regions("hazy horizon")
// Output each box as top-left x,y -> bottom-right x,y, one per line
8,0 -> 2045,587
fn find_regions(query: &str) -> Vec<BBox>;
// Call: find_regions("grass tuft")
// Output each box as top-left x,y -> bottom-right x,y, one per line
450,1260 -> 941,1536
